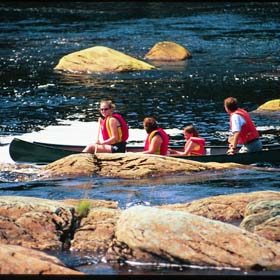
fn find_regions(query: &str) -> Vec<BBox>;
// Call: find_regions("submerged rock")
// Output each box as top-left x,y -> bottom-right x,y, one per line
115,205 -> 280,270
54,46 -> 155,73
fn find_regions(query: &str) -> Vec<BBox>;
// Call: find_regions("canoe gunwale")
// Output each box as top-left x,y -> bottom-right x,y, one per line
9,138 -> 280,165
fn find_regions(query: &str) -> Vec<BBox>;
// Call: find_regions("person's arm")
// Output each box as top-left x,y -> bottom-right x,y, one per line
170,141 -> 194,155
227,114 -> 244,155
99,117 -> 119,145
227,131 -> 240,155
168,148 -> 181,155
182,140 -> 197,155
142,135 -> 163,154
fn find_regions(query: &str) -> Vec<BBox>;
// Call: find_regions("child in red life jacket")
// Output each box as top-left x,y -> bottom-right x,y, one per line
169,124 -> 205,156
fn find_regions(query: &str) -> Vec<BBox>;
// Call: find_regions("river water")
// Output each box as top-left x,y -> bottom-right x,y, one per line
0,2 -> 280,276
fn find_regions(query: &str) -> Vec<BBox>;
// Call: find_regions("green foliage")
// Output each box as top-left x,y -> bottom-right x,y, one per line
76,199 -> 91,218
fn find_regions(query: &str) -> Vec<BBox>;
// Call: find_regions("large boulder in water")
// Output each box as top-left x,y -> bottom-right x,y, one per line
54,46 -> 155,73
38,152 -> 245,180
256,99 -> 280,111
145,41 -> 192,61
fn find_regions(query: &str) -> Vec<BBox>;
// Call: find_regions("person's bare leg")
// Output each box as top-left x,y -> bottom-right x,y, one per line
83,143 -> 112,153
82,143 -> 96,153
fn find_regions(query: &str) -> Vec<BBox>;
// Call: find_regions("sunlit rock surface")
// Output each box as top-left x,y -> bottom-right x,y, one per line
115,205 -> 280,270
54,46 -> 155,73
39,152 -> 246,180
159,191 -> 280,222
39,153 -> 99,179
257,99 -> 280,111
61,199 -> 120,252
0,244 -> 82,274
240,200 -> 280,241
1,192 -> 280,272
71,207 -> 120,252
145,41 -> 192,61
0,196 -> 74,250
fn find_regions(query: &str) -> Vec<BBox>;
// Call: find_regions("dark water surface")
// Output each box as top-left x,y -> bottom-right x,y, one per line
0,1 -> 280,276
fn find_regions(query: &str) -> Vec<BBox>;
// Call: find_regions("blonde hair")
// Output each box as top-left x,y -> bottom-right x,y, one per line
100,99 -> 116,110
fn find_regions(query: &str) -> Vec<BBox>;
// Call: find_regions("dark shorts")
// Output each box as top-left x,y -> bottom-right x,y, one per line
239,138 -> 262,153
111,142 -> 126,153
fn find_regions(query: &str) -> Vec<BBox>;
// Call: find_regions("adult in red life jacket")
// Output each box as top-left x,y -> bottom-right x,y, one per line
169,124 -> 206,156
83,99 -> 129,153
142,117 -> 169,155
224,97 -> 262,155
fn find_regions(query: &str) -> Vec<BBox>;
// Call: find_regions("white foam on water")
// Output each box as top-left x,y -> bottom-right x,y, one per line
0,120 -> 181,163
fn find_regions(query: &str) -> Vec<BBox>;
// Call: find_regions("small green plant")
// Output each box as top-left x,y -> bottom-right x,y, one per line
76,199 -> 91,218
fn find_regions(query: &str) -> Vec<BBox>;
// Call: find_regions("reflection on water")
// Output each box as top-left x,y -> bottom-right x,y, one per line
1,168 -> 279,208
1,2 -> 280,138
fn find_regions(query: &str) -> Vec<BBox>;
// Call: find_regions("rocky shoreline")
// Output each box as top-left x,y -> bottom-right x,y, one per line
0,190 -> 279,274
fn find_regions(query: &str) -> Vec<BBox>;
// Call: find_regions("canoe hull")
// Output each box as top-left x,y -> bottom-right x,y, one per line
174,149 -> 279,164
9,138 -> 81,164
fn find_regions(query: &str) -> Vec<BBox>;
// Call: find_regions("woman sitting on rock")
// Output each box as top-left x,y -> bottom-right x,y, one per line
83,99 -> 129,153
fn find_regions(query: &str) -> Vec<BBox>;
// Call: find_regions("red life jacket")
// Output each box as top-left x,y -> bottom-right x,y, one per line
188,137 -> 206,156
101,113 -> 129,143
144,128 -> 169,155
230,108 -> 259,144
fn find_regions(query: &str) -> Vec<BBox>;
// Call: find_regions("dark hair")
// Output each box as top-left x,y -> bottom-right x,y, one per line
143,117 -> 158,134
183,124 -> 199,137
224,97 -> 238,112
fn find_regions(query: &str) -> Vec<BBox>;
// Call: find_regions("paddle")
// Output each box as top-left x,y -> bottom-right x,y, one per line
94,117 -> 101,154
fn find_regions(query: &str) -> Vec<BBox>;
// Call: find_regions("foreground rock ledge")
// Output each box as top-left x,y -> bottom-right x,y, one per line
39,152 -> 247,180
160,191 -> 280,222
240,199 -> 280,241
115,205 -> 280,270
0,191 -> 280,272
0,196 -> 74,250
0,244 -> 82,274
